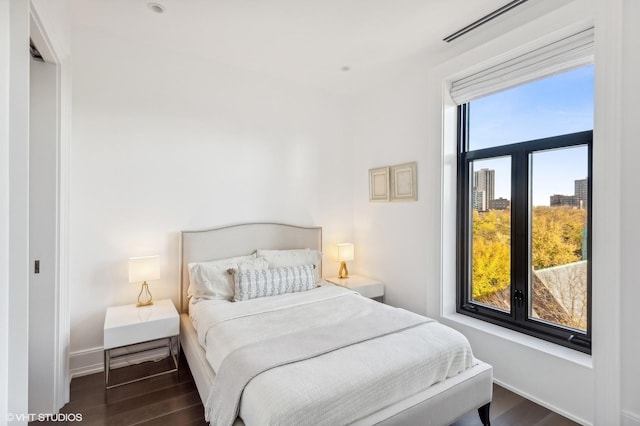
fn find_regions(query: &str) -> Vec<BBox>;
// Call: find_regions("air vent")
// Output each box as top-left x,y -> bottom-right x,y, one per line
443,0 -> 529,43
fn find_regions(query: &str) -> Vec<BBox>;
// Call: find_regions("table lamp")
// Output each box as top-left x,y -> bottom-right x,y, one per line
129,255 -> 160,307
337,243 -> 354,279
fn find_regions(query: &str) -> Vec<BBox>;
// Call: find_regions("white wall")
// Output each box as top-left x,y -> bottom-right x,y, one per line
352,0 -> 640,423
620,0 -> 640,423
0,2 -> 11,421
68,26 -> 355,373
1,0 -> 31,423
351,58 -> 435,315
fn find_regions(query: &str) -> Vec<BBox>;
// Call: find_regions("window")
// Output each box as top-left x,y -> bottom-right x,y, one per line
456,64 -> 593,353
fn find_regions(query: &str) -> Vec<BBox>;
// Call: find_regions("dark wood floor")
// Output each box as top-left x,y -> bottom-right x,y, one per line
39,355 -> 206,426
40,354 -> 578,425
451,384 -> 579,426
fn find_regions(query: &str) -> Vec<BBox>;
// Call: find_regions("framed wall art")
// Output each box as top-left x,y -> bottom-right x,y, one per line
369,167 -> 389,202
390,162 -> 417,202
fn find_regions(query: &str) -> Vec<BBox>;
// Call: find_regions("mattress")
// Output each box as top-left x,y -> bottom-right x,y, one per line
188,283 -> 485,425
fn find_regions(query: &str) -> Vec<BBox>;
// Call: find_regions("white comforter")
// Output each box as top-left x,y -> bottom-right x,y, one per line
190,282 -> 477,426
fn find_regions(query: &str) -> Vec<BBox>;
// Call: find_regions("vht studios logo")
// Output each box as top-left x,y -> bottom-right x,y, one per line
7,412 -> 83,422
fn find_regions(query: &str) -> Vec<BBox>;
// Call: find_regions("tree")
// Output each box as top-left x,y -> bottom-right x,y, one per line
531,206 -> 586,270
471,206 -> 586,314
472,209 -> 511,301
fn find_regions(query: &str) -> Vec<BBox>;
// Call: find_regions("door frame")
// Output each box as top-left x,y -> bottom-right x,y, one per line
30,4 -> 71,411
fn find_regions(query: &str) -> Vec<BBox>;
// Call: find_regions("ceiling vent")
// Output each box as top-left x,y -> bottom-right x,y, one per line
443,0 -> 529,43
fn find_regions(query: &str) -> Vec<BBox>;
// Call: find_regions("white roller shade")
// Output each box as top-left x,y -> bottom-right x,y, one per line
450,27 -> 594,105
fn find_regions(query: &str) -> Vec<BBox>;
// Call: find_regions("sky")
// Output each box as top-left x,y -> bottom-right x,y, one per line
468,64 -> 593,206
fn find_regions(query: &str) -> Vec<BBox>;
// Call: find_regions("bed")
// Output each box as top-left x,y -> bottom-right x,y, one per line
179,223 -> 492,426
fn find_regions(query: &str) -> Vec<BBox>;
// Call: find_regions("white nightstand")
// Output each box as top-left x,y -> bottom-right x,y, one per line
103,298 -> 180,390
325,275 -> 385,303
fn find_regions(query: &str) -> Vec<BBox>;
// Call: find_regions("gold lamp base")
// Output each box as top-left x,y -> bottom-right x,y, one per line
136,281 -> 154,307
338,261 -> 349,279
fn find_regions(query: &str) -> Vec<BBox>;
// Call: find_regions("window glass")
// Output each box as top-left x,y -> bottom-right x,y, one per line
469,157 -> 511,312
529,146 -> 588,331
468,65 -> 594,150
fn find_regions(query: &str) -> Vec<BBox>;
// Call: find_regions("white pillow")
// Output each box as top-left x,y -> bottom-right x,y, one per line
233,264 -> 317,302
188,255 -> 268,302
256,248 -> 322,282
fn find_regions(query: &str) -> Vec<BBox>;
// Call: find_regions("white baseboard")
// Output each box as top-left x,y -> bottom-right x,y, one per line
493,378 -> 591,426
623,410 -> 640,426
69,343 -> 173,378
69,346 -> 103,378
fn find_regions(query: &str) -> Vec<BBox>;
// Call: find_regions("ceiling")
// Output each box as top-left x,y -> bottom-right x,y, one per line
68,0 -> 569,94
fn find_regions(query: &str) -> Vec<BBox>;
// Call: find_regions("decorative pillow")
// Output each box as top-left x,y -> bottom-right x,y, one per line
188,255 -> 268,302
256,248 -> 322,282
233,264 -> 317,302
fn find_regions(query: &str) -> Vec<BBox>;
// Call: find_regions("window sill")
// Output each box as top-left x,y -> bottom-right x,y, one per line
441,312 -> 593,368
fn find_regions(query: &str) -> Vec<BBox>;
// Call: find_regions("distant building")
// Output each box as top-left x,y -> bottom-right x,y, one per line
550,178 -> 588,209
574,178 -> 588,209
473,168 -> 494,211
474,169 -> 495,203
489,197 -> 510,210
550,194 -> 580,208
473,190 -> 487,211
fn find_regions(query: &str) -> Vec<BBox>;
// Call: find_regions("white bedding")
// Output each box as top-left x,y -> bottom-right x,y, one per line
190,282 -> 477,426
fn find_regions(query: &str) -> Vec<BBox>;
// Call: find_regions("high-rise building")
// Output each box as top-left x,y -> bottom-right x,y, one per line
473,190 -> 487,211
473,168 -> 495,211
574,178 -> 588,209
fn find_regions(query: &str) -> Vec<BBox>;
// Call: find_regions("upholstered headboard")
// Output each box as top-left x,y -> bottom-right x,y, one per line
179,223 -> 322,313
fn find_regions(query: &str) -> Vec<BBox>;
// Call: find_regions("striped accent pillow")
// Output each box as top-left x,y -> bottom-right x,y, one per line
233,264 -> 317,302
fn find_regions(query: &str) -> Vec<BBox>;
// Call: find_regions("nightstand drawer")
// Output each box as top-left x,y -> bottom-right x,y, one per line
349,281 -> 384,299
104,316 -> 178,349
104,299 -> 179,349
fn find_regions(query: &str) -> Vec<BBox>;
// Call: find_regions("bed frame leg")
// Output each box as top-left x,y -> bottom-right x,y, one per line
478,402 -> 491,426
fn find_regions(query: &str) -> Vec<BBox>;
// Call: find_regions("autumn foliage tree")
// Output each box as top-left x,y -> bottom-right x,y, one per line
531,206 -> 586,270
472,206 -> 586,302
471,209 -> 511,299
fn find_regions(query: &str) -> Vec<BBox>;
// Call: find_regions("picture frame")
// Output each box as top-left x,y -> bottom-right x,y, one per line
390,162 -> 417,202
369,167 -> 389,202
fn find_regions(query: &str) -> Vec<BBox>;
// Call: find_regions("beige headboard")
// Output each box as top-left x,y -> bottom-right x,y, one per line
179,223 -> 322,313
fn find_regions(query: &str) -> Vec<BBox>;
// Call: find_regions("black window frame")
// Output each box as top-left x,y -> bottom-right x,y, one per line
456,103 -> 592,354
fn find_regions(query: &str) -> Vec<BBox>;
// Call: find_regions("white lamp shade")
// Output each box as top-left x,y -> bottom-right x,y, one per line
128,255 -> 160,283
337,243 -> 355,262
